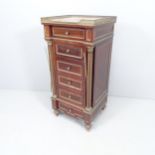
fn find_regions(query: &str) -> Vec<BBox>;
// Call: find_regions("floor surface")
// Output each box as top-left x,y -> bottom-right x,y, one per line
0,90 -> 155,155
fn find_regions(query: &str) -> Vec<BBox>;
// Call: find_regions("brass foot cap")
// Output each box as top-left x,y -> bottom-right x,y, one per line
54,110 -> 59,116
85,124 -> 91,131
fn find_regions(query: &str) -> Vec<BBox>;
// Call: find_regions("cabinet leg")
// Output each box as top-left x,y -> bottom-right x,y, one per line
101,103 -> 106,110
84,113 -> 92,130
85,123 -> 91,131
84,119 -> 92,131
54,109 -> 59,116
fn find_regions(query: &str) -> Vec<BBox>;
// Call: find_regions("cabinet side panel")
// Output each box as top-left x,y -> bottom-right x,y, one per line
92,38 -> 113,107
93,23 -> 114,40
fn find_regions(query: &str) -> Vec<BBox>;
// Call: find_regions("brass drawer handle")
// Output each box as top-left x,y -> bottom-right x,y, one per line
66,49 -> 70,53
66,66 -> 71,71
68,95 -> 71,99
65,31 -> 70,35
68,109 -> 72,113
67,81 -> 72,85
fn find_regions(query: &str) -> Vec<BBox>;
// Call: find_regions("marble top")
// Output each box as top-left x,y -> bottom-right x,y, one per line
41,15 -> 116,26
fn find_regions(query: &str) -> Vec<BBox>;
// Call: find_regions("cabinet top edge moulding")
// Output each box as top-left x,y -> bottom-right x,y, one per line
41,15 -> 117,27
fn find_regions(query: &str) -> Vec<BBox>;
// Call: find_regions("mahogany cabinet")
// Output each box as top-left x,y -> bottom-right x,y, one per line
41,15 -> 116,130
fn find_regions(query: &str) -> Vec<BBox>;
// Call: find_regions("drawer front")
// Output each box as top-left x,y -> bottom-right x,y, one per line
59,89 -> 83,106
53,27 -> 85,40
56,44 -> 83,59
58,75 -> 82,91
58,101 -> 84,119
57,60 -> 82,76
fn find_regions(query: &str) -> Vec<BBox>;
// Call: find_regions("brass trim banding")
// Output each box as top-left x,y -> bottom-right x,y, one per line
55,44 -> 83,59
95,32 -> 113,41
45,33 -> 113,47
58,75 -> 82,91
57,98 -> 84,111
53,27 -> 85,40
59,89 -> 83,105
86,46 -> 94,111
46,40 -> 55,95
57,60 -> 82,76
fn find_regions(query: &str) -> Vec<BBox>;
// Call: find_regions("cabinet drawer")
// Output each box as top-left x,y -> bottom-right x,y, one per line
58,101 -> 83,119
56,44 -> 83,59
58,75 -> 82,91
59,89 -> 83,106
53,27 -> 85,40
57,60 -> 82,76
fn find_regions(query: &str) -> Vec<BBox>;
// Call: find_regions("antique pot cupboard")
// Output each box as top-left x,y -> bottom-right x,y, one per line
41,15 -> 116,130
